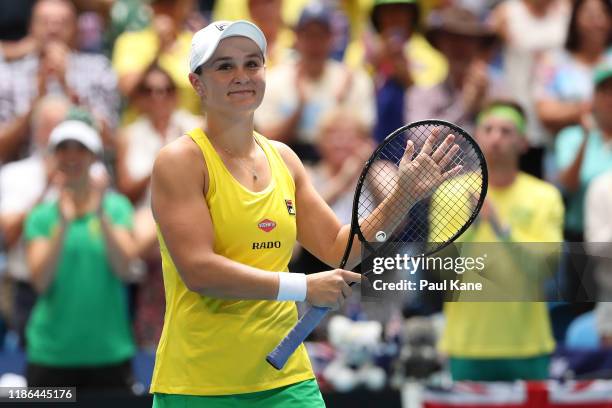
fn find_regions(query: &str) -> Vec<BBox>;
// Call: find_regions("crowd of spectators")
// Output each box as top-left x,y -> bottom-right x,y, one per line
0,0 -> 611,393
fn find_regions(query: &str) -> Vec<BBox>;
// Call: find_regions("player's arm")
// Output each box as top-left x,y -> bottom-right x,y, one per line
277,143 -> 352,268
152,138 -> 280,298
151,137 -> 358,305
285,150 -> 413,268
275,132 -> 460,268
277,143 -> 407,268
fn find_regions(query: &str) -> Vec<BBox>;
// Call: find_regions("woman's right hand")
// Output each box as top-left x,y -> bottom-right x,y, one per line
305,269 -> 361,309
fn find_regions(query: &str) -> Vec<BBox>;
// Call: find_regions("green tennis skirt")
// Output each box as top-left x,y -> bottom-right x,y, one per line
449,355 -> 550,381
152,379 -> 325,408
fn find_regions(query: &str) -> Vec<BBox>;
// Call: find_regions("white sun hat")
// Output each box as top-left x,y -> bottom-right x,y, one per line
48,120 -> 102,155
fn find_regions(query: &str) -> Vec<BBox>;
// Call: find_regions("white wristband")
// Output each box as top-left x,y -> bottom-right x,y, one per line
277,272 -> 307,302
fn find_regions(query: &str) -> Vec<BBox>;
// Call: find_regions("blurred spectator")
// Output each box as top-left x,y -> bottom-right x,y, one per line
491,0 -> 571,178
323,0 -> 375,65
115,64 -> 201,349
555,65 -> 612,314
215,0 -> 374,67
308,108 -> 373,223
535,0 -> 612,135
70,0 -> 152,56
0,0 -> 127,58
431,100 -> 564,380
0,233 -> 7,350
585,170 -> 612,347
366,0 -> 447,142
0,0 -> 36,61
555,65 -> 612,243
406,6 -> 506,134
291,108 -> 373,274
116,64 -> 201,209
112,0 -> 202,123
213,0 -> 309,28
255,2 -> 375,162
24,120 -> 137,389
0,95 -> 70,345
246,0 -> 294,67
0,0 -> 119,163
103,0 -> 152,56
0,0 -> 35,41
76,11 -> 106,54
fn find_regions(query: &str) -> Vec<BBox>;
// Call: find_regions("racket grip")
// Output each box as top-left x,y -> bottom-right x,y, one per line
266,306 -> 329,370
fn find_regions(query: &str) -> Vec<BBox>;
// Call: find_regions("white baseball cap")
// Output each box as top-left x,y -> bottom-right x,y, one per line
189,20 -> 267,73
48,120 -> 103,155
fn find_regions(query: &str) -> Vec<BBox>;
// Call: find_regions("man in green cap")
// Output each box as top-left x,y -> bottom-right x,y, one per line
430,99 -> 564,381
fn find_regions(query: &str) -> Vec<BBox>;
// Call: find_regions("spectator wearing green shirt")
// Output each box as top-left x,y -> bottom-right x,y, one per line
24,120 -> 138,390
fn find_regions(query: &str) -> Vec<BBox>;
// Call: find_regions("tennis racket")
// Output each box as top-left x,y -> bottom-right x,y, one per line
266,119 -> 488,370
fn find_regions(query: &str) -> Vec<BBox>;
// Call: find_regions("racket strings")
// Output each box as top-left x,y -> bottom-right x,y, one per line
356,123 -> 485,256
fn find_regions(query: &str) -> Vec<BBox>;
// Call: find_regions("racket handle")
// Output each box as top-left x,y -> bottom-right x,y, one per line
266,306 -> 329,370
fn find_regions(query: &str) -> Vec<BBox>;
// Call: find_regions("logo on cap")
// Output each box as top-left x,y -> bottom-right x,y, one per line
258,219 -> 276,232
215,22 -> 229,31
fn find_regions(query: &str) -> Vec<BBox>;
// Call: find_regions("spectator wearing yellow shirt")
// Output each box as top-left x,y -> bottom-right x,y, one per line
213,0 -> 307,26
255,3 -> 376,162
245,0 -> 294,68
213,0 -> 376,68
112,0 -> 201,123
430,100 -> 564,381
366,0 -> 447,142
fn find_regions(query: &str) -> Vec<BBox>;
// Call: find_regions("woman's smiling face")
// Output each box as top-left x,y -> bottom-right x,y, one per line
191,36 -> 266,115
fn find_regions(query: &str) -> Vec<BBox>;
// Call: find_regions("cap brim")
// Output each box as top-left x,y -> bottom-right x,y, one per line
48,120 -> 102,155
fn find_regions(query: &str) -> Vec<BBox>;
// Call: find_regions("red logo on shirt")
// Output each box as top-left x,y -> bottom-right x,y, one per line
258,219 -> 276,232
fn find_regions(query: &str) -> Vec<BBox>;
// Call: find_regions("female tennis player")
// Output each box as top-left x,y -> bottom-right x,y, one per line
150,20 -> 459,408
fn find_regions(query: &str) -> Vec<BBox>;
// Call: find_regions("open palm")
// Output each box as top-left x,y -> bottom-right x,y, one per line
397,128 -> 462,202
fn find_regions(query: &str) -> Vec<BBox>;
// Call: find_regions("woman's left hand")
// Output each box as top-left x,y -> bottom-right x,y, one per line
396,128 -> 462,203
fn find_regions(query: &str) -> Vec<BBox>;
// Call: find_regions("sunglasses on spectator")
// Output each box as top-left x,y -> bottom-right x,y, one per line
140,85 -> 176,97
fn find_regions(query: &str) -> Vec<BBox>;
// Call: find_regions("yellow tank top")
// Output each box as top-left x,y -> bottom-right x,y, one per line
150,128 -> 314,395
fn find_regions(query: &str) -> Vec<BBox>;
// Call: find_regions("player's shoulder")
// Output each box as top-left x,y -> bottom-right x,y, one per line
264,138 -> 304,182
267,138 -> 293,156
268,138 -> 301,165
157,134 -> 202,162
154,135 -> 205,178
